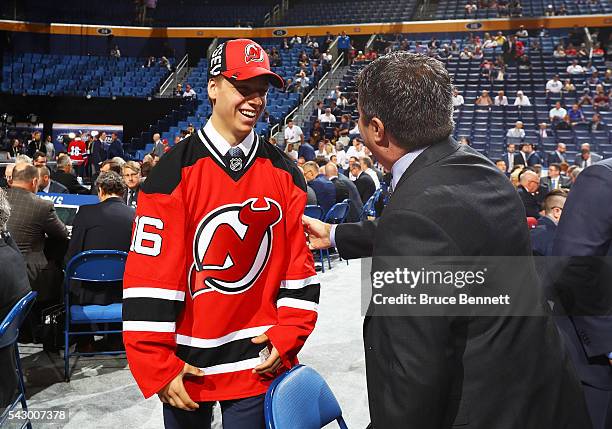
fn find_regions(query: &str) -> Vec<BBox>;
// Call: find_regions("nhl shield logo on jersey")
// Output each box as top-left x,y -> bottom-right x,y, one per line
189,198 -> 282,297
229,157 -> 243,171
244,43 -> 265,64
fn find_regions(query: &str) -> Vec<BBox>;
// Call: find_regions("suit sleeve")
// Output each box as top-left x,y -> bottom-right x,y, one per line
335,219 -> 378,260
65,209 -> 86,263
42,202 -> 69,240
552,165 -> 612,358
266,175 -> 320,368
122,185 -> 188,398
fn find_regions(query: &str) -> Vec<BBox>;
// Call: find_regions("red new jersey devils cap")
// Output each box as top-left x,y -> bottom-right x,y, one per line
208,39 -> 284,89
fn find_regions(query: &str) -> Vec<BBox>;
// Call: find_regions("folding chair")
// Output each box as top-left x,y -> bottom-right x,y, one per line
64,250 -> 127,381
0,291 -> 38,429
324,201 -> 350,268
304,205 -> 329,273
265,365 -> 348,429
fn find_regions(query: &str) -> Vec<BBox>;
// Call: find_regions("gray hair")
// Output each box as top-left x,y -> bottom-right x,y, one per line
95,171 -> 127,196
570,167 -> 582,180
57,155 -> 72,169
0,188 -> 9,231
14,154 -> 32,165
356,51 -> 454,151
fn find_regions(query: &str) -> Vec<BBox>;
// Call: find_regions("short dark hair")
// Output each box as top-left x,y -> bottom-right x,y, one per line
12,163 -> 39,183
101,159 -> 123,175
33,151 -> 46,160
361,156 -> 373,168
357,52 -> 454,151
548,163 -> 560,172
95,171 -> 127,196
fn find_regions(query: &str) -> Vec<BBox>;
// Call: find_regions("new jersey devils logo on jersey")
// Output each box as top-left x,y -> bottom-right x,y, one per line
189,198 -> 282,297
244,43 -> 265,64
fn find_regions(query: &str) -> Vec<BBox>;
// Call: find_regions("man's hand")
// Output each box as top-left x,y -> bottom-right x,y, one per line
302,215 -> 332,250
157,362 -> 204,411
251,334 -> 282,375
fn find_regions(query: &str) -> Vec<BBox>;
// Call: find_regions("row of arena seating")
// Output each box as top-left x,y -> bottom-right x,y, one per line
134,42 -> 322,157
1,54 -> 173,97
281,0 -> 418,25
1,0 -> 273,27
303,33 -> 612,164
434,0 -> 611,20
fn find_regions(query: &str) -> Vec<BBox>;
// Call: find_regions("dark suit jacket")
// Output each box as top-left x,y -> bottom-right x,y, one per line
0,232 -> 31,408
298,142 -> 315,161
51,170 -> 89,195
47,180 -> 69,194
335,138 -> 590,428
333,174 -> 363,222
548,150 -> 568,165
552,158 -> 612,391
530,215 -> 557,256
354,171 -> 376,203
517,185 -> 543,218
5,187 -> 69,300
123,186 -> 140,209
541,175 -> 570,190
89,139 -> 106,171
308,174 -> 336,214
501,152 -> 515,172
66,197 -> 135,305
108,139 -> 124,159
574,152 -> 603,167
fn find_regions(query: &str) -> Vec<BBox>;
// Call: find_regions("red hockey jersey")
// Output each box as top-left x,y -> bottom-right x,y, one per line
67,139 -> 87,161
122,126 -> 320,401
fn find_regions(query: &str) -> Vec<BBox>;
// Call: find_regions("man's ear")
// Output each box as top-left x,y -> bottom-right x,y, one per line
370,117 -> 388,148
208,78 -> 219,104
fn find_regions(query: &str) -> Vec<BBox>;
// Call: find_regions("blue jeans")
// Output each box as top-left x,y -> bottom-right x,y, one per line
163,394 -> 265,429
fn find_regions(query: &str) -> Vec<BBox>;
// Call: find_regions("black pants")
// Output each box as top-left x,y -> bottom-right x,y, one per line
583,383 -> 612,429
163,394 -> 265,429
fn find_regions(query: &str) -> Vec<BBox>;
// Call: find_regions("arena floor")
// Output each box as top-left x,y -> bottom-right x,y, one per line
15,259 -> 370,429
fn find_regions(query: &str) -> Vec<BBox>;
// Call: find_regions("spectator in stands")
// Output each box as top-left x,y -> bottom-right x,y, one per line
2,163 -> 14,188
566,60 -> 585,75
302,161 -> 335,213
314,141 -> 328,161
589,113 -> 605,132
26,131 -> 44,158
309,120 -> 323,146
294,71 -> 310,95
545,4 -> 555,15
494,90 -> 509,106
8,139 -> 24,158
568,166 -> 582,185
592,42 -> 605,57
144,56 -> 155,68
593,86 -> 610,110
459,47 -> 472,60
452,88 -> 464,109
160,56 -> 172,71
151,133 -> 165,157
338,31 -> 351,66
553,44 -> 565,58
538,122 -> 550,139
465,2 -> 478,15
346,138 -> 366,159
563,79 -> 576,93
284,143 -> 298,161
325,162 -> 361,221
495,159 -> 507,174
319,108 -> 336,124
568,104 -> 586,127
516,143 -> 542,166
337,94 -> 349,108
586,71 -> 600,86
546,75 -> 563,94
517,169 -> 544,218
335,142 -> 348,170
548,142 -> 568,165
515,25 -> 528,38
475,89 -> 493,106
564,43 -> 577,57
542,163 -> 570,190
360,156 -> 382,189
530,189 -> 567,256
510,2 -> 523,17
122,161 -> 141,209
298,139 -> 315,161
575,143 -> 602,168
110,45 -> 121,58
329,86 -> 342,100
549,101 -> 567,125
578,88 -> 593,106
330,100 -> 343,118
107,132 -> 124,159
577,44 -> 589,58
32,151 -> 46,168
173,83 -> 182,97
52,154 -> 89,194
6,163 -> 68,318
182,83 -> 196,100
284,119 -> 304,148
37,166 -> 68,194
513,90 -> 531,106
506,121 -> 525,140
501,143 -> 517,173
349,160 -> 375,204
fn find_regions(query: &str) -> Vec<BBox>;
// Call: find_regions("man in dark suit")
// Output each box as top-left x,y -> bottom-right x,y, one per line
517,169 -> 546,218
297,141 -> 316,162
548,142 -> 568,165
37,166 -> 69,194
501,142 -> 517,173
541,163 -> 570,190
530,189 -> 567,256
0,189 -> 31,408
574,143 -> 603,168
302,161 -> 336,214
107,132 -> 125,160
325,162 -> 363,222
304,52 -> 590,428
515,142 -> 543,167
88,133 -> 106,177
51,154 -> 89,194
122,161 -> 141,209
552,158 -> 612,429
350,161 -> 376,203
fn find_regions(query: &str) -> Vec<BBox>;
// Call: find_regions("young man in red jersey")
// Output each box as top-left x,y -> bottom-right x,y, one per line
122,39 -> 320,429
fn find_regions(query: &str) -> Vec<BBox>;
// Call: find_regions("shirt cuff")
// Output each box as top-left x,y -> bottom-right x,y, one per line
330,224 -> 337,248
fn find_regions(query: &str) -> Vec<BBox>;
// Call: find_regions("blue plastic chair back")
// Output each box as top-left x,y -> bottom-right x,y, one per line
360,188 -> 383,220
304,205 -> 324,221
0,291 -> 38,348
65,250 -> 128,283
265,365 -> 348,429
324,200 -> 350,225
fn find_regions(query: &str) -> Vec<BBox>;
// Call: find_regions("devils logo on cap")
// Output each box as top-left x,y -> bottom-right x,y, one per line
244,43 -> 265,64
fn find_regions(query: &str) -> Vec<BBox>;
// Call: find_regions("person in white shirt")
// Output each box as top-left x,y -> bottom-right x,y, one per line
319,108 -> 336,124
334,142 -> 348,169
290,35 -> 302,45
549,101 -> 567,122
295,71 -> 310,89
513,90 -> 531,106
546,75 -> 563,94
452,88 -> 464,108
345,138 -> 366,160
538,122 -> 550,138
284,142 -> 298,160
494,90 -> 508,106
566,60 -> 585,75
182,83 -> 197,99
329,86 -> 341,100
284,119 -> 303,146
360,156 -> 381,189
506,121 -> 525,139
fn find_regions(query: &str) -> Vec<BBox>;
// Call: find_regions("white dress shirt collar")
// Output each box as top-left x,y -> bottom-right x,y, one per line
42,181 -> 51,193
391,147 -> 428,191
203,120 -> 254,156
